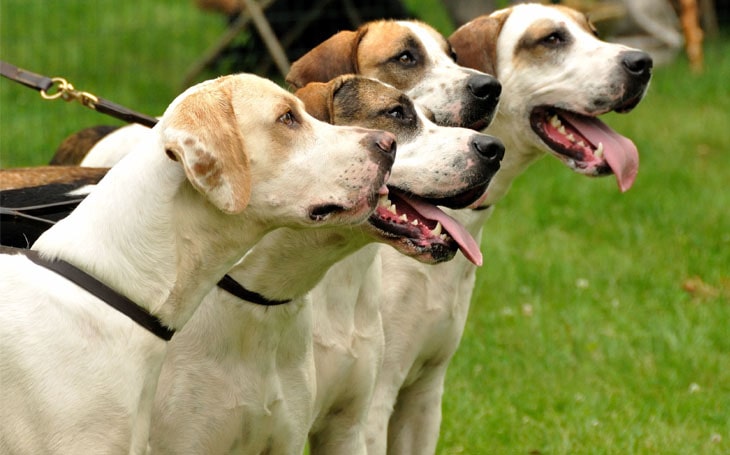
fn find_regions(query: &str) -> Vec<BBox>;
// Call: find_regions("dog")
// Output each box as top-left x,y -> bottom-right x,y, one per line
143,75 -> 502,454
0,73 -> 395,454
366,4 -> 653,454
284,20 -> 505,453
286,19 -> 502,131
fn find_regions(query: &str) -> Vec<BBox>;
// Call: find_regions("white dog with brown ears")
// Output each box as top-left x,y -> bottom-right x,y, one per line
367,4 -> 653,454
0,73 -> 395,454
285,19 -> 503,454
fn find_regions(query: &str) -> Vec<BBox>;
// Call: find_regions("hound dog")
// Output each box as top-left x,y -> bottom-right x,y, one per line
367,4 -> 653,454
286,19 -> 502,131
132,76 -> 501,455
0,73 -> 396,454
284,20 -> 504,453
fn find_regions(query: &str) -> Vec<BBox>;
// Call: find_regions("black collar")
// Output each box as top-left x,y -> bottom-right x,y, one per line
217,274 -> 291,306
0,246 -> 175,341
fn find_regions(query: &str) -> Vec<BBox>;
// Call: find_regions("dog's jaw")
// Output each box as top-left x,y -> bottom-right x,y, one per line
529,106 -> 639,192
366,190 -> 483,266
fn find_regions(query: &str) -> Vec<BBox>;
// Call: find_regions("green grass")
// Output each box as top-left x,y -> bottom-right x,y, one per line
2,2 -> 729,453
440,38 -> 730,454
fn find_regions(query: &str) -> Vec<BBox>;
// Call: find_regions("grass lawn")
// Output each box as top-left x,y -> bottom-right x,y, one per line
441,37 -> 730,454
2,1 -> 728,454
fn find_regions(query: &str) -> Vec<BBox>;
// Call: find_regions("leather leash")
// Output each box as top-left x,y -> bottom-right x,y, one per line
0,246 -> 175,341
0,60 -> 158,128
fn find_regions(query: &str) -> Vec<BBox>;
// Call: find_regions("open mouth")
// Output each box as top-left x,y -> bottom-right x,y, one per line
367,188 -> 482,266
530,106 -> 639,192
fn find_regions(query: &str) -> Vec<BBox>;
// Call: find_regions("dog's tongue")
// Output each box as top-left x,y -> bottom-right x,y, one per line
562,111 -> 639,192
406,196 -> 483,266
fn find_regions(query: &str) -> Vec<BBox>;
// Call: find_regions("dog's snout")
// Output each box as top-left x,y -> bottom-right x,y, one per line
471,134 -> 505,164
621,51 -> 653,81
467,74 -> 502,101
374,131 -> 397,158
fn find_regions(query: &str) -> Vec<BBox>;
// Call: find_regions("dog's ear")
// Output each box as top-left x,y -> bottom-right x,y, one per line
286,27 -> 366,89
449,12 -> 509,77
295,81 -> 335,123
162,83 -> 252,214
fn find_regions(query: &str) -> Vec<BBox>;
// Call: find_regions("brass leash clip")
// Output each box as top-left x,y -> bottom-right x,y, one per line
40,77 -> 99,109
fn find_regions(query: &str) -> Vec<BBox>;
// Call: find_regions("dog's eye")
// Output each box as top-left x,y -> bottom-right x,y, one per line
396,51 -> 416,65
278,110 -> 297,127
386,106 -> 405,120
450,50 -> 458,63
540,31 -> 566,47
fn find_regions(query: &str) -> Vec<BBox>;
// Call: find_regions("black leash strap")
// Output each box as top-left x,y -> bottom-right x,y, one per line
0,60 -> 158,128
217,274 -> 291,306
0,246 -> 175,341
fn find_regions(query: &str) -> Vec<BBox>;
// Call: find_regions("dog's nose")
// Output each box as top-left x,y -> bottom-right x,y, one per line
374,131 -> 397,158
621,50 -> 653,82
471,134 -> 504,164
467,73 -> 502,101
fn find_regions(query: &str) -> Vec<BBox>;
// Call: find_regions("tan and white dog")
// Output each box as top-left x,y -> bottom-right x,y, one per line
286,19 -> 502,131
367,4 -> 653,454
144,75 -> 502,455
0,73 -> 395,454
285,20 -> 504,454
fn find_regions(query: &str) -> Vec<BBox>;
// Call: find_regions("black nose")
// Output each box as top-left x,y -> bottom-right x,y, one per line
621,50 -> 653,82
471,134 -> 504,163
467,73 -> 502,100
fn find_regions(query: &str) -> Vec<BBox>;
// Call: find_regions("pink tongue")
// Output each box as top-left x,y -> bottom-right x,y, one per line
561,112 -> 639,192
405,196 -> 483,266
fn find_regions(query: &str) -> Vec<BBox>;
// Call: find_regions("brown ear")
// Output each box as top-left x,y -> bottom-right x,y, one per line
449,12 -> 509,77
294,81 -> 335,123
162,81 -> 251,214
286,27 -> 366,89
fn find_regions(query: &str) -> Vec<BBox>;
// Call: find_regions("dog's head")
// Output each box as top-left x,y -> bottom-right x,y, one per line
450,4 -> 653,194
158,73 -> 395,227
287,20 -> 501,130
296,75 -> 506,265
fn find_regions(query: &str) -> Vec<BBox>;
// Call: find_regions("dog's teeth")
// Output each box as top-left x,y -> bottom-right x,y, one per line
550,115 -> 561,128
595,142 -> 604,159
411,219 -> 419,226
558,125 -> 566,135
439,233 -> 447,240
378,196 -> 391,207
566,133 -> 575,142
399,214 -> 408,222
577,140 -> 586,148
432,221 -> 442,236
388,204 -> 398,215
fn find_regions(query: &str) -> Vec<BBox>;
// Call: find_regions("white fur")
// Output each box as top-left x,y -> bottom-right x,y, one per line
0,73 -> 393,454
80,123 -> 153,167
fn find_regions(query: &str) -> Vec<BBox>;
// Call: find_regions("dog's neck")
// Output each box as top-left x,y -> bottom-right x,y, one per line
32,137 -> 268,331
482,110 -> 545,208
227,226 -> 372,302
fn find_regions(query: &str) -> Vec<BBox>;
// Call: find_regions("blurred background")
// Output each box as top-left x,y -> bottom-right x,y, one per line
1,1 -> 729,453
